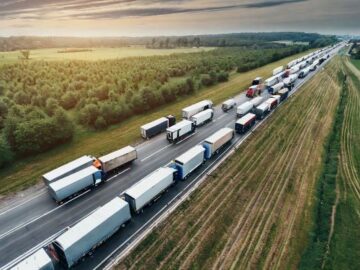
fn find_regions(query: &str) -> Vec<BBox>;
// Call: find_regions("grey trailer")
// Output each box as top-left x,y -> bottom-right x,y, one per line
42,155 -> 94,185
182,100 -> 213,119
98,146 -> 137,174
254,102 -> 271,120
10,248 -> 54,270
221,99 -> 236,112
140,116 -> 175,139
48,166 -> 102,202
203,128 -> 234,159
123,167 -> 176,213
175,145 -> 205,180
52,197 -> 131,269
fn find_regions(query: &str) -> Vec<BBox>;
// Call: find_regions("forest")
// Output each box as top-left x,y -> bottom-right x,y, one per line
0,34 -> 337,168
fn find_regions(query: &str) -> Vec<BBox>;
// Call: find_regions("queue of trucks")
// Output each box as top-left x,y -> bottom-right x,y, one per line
11,44 -> 340,270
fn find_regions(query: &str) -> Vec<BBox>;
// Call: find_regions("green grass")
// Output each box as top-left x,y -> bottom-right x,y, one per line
351,59 -> 360,70
0,46 -> 214,65
0,49 -> 316,195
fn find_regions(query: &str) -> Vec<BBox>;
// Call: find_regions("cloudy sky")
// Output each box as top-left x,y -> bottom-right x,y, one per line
0,0 -> 359,36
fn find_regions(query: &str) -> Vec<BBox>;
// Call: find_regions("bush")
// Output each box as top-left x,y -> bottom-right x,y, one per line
94,116 -> 107,130
0,137 -> 13,168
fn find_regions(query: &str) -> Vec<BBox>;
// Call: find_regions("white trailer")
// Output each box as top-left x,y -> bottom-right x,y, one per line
124,167 -> 176,213
264,75 -> 279,88
222,98 -> 236,112
182,100 -> 213,119
299,61 -> 307,69
290,65 -> 300,74
249,96 -> 264,107
98,146 -> 137,174
175,145 -> 205,180
10,248 -> 54,270
48,166 -> 102,202
203,128 -> 234,159
42,155 -> 94,185
269,82 -> 285,94
287,60 -> 297,68
271,95 -> 281,105
254,102 -> 271,119
237,101 -> 253,118
272,66 -> 284,76
298,67 -> 311,78
52,197 -> 131,268
166,120 -> 195,143
190,109 -> 214,127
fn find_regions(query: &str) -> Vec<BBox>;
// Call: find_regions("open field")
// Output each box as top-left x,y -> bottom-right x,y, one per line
0,49 -> 315,196
0,46 -> 214,64
322,58 -> 360,269
351,59 -> 360,70
117,58 -> 341,269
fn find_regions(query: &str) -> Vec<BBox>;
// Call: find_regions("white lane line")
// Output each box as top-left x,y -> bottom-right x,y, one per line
140,144 -> 172,162
0,189 -> 91,241
0,190 -> 47,217
216,114 -> 227,120
106,168 -> 131,183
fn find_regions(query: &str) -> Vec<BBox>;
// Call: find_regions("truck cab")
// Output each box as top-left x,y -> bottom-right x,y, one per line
246,85 -> 261,98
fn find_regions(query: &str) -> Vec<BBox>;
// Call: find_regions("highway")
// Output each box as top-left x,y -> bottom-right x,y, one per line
0,45 -> 342,270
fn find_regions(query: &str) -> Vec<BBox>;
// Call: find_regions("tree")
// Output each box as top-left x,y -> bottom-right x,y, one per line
14,91 -> 31,105
60,92 -> 78,109
0,137 -> 13,168
78,104 -> 99,126
20,50 -> 30,60
94,116 -> 107,130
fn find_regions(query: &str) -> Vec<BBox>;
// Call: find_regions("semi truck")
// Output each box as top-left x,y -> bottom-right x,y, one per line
11,248 -> 54,270
268,82 -> 284,95
237,101 -> 254,118
278,88 -> 289,102
249,96 -> 264,107
221,99 -> 236,112
166,120 -> 195,143
251,77 -> 263,85
264,76 -> 279,89
253,102 -> 271,120
265,97 -> 278,110
283,74 -> 297,89
123,167 -> 177,213
271,95 -> 281,105
298,67 -> 310,78
202,128 -> 234,159
48,166 -> 102,203
140,115 -> 176,139
190,109 -> 214,127
182,100 -> 213,119
290,64 -> 300,74
174,145 -> 205,180
235,113 -> 256,134
246,85 -> 262,98
96,146 -> 137,175
51,197 -> 131,268
42,155 -> 95,186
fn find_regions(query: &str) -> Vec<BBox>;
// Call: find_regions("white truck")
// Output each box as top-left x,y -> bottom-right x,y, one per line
221,99 -> 236,112
272,66 -> 284,76
166,120 -> 195,143
182,100 -> 213,119
190,109 -> 214,127
237,101 -> 254,118
203,128 -> 234,159
174,145 -> 206,180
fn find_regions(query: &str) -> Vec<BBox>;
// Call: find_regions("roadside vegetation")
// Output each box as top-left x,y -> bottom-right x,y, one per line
116,58 -> 342,270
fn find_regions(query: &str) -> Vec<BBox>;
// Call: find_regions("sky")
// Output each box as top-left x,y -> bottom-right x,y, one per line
0,0 -> 359,37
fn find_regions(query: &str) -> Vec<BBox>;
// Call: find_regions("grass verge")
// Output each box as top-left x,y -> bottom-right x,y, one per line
116,57 -> 341,270
0,50 -> 316,196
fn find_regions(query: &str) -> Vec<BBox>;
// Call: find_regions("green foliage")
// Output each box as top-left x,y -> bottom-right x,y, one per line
0,136 -> 13,168
299,73 -> 348,269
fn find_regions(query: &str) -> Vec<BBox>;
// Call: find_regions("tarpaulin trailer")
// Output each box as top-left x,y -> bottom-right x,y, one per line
203,128 -> 234,159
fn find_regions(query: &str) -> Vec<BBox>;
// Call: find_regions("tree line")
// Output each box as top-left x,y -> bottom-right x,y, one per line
0,44 -> 317,167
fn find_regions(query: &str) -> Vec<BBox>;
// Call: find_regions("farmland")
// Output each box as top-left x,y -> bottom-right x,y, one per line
0,46 -> 214,65
0,47 -> 314,195
117,58 -> 342,269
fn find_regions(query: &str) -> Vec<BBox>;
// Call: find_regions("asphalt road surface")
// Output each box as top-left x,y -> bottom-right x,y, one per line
0,45 -> 342,270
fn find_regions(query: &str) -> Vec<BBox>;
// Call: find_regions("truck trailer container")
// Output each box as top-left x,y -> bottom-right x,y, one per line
283,74 -> 297,89
11,248 -> 54,270
203,128 -> 234,159
174,145 -> 205,180
222,99 -> 236,112
166,120 -> 195,143
124,167 -> 176,213
235,113 -> 256,134
254,102 -> 271,120
278,88 -> 289,101
48,166 -> 102,202
268,82 -> 284,94
272,66 -> 284,76
290,64 -> 300,74
249,96 -> 264,107
52,197 -> 131,268
264,76 -> 279,88
190,109 -> 214,127
271,95 -> 281,105
298,67 -> 310,78
182,100 -> 213,119
97,146 -> 137,174
265,97 -> 278,110
140,115 -> 175,139
42,155 -> 94,185
237,101 -> 254,118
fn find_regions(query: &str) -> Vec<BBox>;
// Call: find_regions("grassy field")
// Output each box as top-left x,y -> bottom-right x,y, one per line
0,49 -> 315,196
351,59 -> 360,70
322,58 -> 360,269
116,58 -> 341,269
0,46 -> 214,64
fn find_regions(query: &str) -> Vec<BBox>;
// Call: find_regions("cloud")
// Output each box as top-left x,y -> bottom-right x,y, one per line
241,0 -> 307,9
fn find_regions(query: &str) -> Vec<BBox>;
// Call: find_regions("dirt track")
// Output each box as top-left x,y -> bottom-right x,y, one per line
117,59 -> 341,270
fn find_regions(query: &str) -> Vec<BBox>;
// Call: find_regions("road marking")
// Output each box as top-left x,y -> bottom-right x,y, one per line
0,189 -> 91,241
106,168 -> 131,183
216,114 -> 227,120
175,131 -> 197,145
140,144 -> 172,162
0,190 -> 47,217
